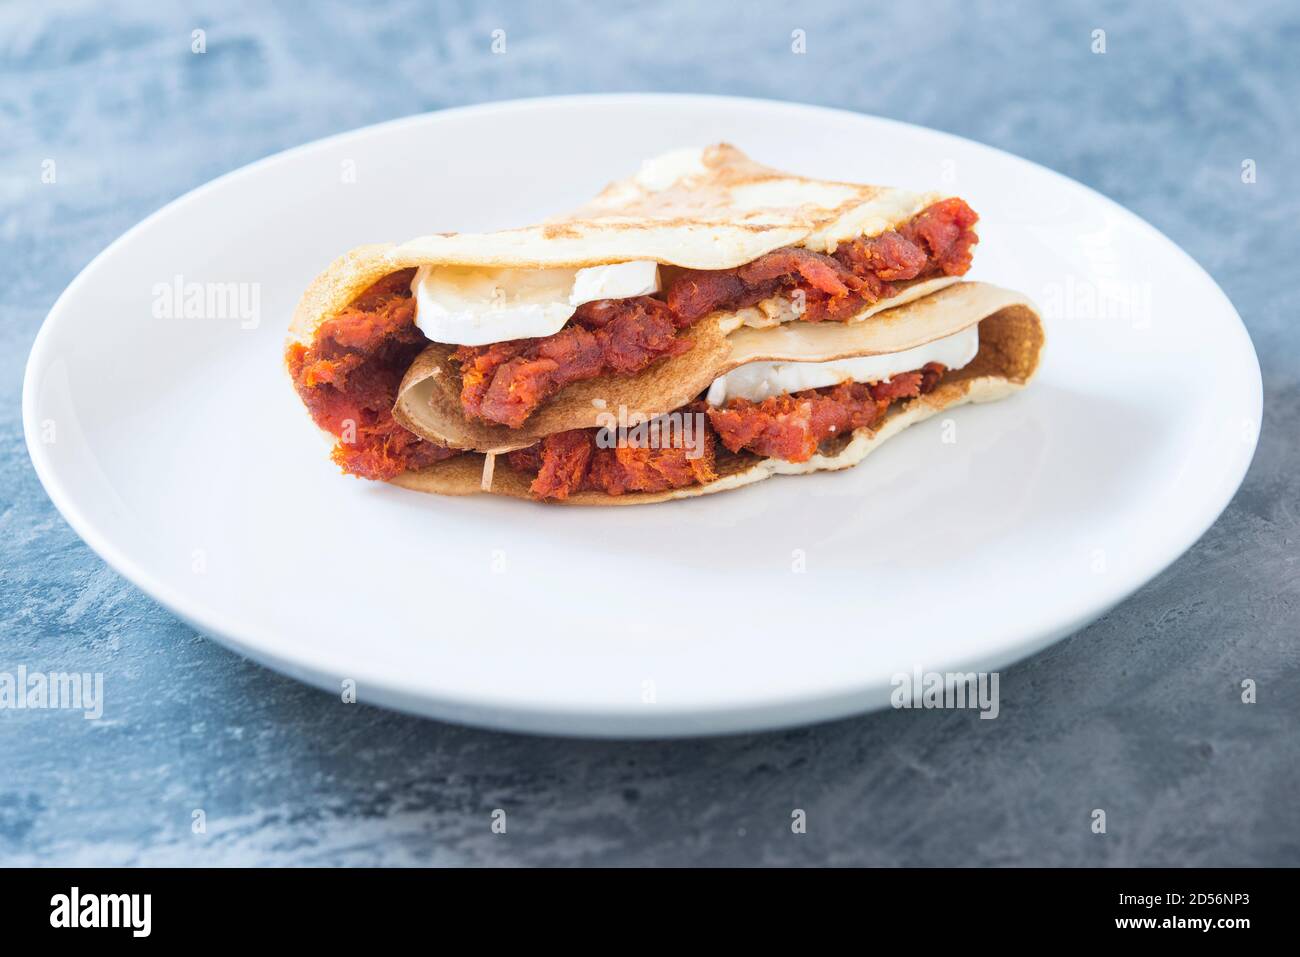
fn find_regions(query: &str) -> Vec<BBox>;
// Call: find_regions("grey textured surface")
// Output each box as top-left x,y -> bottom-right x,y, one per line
2,0 -> 1297,866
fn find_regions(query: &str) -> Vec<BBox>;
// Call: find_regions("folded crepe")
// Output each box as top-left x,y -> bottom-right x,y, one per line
286,144 -> 1043,504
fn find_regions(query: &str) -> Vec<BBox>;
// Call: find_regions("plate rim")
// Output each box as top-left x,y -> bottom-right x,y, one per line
21,92 -> 1263,737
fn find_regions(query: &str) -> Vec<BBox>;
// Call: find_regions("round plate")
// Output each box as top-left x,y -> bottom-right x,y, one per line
23,94 -> 1261,737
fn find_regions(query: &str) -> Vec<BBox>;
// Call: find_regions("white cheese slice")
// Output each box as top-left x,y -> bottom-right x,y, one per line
412,261 -> 661,346
706,324 -> 979,405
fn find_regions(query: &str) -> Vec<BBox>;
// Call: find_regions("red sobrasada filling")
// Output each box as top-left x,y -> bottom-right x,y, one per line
507,362 -> 948,500
286,199 -> 977,493
286,269 -> 457,481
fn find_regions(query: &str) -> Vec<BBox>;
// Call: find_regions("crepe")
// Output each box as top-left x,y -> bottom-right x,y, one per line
287,144 -> 954,350
388,285 -> 1043,504
286,143 -> 1033,504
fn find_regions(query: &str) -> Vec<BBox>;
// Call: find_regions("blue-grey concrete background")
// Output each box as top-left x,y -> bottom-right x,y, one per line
2,0 -> 1297,865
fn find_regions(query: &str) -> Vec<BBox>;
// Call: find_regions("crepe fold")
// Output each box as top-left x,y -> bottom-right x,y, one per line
389,284 -> 1044,505
287,144 -> 948,350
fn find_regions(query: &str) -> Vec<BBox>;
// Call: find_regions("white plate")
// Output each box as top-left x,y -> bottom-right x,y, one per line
23,94 -> 1260,737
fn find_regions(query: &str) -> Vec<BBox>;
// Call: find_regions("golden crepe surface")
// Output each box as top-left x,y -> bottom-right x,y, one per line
390,283 -> 1044,505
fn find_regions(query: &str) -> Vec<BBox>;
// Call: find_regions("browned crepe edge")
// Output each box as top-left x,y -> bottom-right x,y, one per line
286,244 -> 401,349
